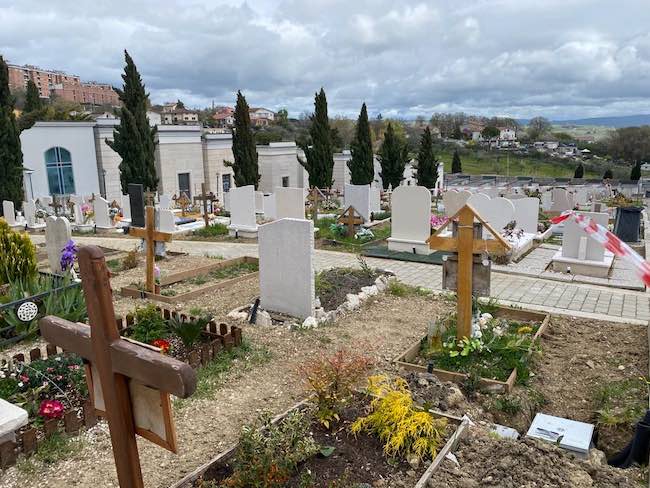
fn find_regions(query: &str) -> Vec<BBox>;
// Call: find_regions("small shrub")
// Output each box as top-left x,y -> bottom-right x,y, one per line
351,375 -> 448,460
0,219 -> 37,285
160,289 -> 177,297
299,349 -> 372,428
121,249 -> 139,270
491,395 -> 522,415
371,211 -> 391,221
387,280 -> 429,297
128,305 -> 168,344
194,223 -> 228,238
224,410 -> 319,488
168,315 -> 211,349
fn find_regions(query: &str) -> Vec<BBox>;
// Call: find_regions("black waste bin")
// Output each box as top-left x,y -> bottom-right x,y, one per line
613,206 -> 642,242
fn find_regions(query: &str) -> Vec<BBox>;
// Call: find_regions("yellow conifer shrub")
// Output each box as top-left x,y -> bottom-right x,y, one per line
0,218 -> 38,284
351,375 -> 448,460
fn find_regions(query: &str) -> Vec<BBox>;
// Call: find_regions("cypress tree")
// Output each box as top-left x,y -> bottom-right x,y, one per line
298,88 -> 334,189
451,149 -> 462,174
106,51 -> 158,193
24,80 -> 42,113
574,163 -> 584,179
377,122 -> 408,190
415,127 -> 436,188
0,56 -> 24,207
347,102 -> 374,185
603,168 -> 613,180
231,91 -> 259,188
631,160 -> 641,181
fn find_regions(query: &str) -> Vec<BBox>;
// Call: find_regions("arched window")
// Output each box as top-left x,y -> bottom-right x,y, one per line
45,147 -> 75,195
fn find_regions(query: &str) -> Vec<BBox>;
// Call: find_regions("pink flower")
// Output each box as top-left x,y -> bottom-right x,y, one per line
38,399 -> 64,419
19,375 -> 29,383
431,215 -> 449,228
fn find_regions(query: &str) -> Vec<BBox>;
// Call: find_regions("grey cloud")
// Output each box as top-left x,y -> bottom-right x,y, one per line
1,0 -> 649,119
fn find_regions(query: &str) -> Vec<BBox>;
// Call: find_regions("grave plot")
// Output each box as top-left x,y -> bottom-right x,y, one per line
120,256 -> 259,304
315,207 -> 391,252
172,352 -> 465,488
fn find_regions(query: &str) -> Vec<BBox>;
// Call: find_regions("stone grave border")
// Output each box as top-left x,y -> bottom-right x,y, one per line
393,306 -> 550,393
0,310 -> 242,467
120,256 -> 259,304
168,395 -> 467,488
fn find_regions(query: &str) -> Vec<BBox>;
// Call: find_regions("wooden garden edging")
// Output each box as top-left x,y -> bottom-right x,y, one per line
115,307 -> 243,369
168,397 -> 465,488
393,306 -> 550,393
120,256 -> 258,305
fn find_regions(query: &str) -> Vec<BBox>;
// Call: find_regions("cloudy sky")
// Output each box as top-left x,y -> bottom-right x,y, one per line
1,0 -> 650,120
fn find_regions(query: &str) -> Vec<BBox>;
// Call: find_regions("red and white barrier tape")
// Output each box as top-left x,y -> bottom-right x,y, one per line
550,211 -> 650,286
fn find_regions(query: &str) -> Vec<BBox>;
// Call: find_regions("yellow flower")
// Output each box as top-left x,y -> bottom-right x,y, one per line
517,326 -> 533,335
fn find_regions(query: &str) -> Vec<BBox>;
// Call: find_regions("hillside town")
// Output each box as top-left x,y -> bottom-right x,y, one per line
1,2 -> 650,488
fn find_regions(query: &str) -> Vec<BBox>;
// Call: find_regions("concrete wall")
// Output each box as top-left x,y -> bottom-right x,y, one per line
94,118 -> 122,202
202,132 -> 235,202
155,125 -> 204,197
257,142 -> 307,193
20,121 -> 100,200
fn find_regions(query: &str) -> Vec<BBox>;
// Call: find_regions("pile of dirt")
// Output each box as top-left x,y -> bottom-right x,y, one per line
428,426 -> 642,488
316,267 -> 380,311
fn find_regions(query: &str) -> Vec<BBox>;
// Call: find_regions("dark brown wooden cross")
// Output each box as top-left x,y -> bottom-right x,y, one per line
129,206 -> 173,293
51,196 -> 66,216
193,183 -> 216,227
337,206 -> 364,238
427,204 -> 511,340
39,246 -> 196,488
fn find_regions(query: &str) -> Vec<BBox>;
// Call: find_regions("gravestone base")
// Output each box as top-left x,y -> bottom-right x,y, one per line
0,399 -> 28,444
508,233 -> 536,261
27,222 -> 46,230
228,224 -> 258,239
551,250 -> 614,278
387,237 -> 432,255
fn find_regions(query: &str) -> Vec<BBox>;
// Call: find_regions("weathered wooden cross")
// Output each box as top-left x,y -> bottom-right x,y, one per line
427,204 -> 511,340
337,205 -> 364,238
308,187 -> 321,224
174,192 -> 192,217
144,191 -> 156,207
52,195 -> 68,216
128,206 -> 173,293
193,183 -> 215,227
39,246 -> 196,488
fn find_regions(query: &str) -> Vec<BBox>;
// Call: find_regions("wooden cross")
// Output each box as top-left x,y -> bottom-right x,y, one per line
175,192 -> 191,217
337,206 -> 363,238
128,206 -> 173,293
51,196 -> 66,216
308,187 -> 320,224
427,204 -> 511,340
144,191 -> 156,207
39,245 -> 196,488
194,183 -> 216,227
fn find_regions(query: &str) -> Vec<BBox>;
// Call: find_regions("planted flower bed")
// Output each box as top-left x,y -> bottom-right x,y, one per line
316,217 -> 391,250
120,256 -> 258,304
172,351 -> 465,488
394,304 -> 549,393
116,305 -> 242,368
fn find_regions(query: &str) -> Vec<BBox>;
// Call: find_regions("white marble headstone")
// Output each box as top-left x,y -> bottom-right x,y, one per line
69,195 -> 85,224
344,184 -> 374,222
121,194 -> 131,221
476,197 -> 515,234
255,191 -> 265,214
263,194 -> 277,220
228,185 -> 257,231
23,200 -> 36,227
562,211 -> 609,262
550,188 -> 574,213
0,398 -> 28,444
259,218 -> 314,319
157,208 -> 176,233
2,201 -> 16,225
467,193 -> 491,210
45,216 -> 72,274
159,194 -> 171,209
94,197 -> 113,228
511,197 -> 539,234
275,187 -> 305,220
442,189 -> 471,217
388,186 -> 431,254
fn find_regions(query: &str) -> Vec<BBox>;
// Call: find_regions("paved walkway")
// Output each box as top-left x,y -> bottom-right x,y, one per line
33,235 -> 650,325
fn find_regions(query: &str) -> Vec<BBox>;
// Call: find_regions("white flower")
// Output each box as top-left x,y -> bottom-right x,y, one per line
481,313 -> 493,321
55,357 -> 61,361
17,382 -> 23,388
0,372 -> 5,379
478,317 -> 488,327
10,373 -> 16,378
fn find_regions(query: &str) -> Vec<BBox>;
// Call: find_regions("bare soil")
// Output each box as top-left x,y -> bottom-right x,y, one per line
429,425 -> 641,488
316,267 -> 381,311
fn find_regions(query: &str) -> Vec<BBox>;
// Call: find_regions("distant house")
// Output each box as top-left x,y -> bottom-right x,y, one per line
499,128 -> 517,141
212,107 -> 235,128
249,107 -> 275,127
161,108 -> 199,125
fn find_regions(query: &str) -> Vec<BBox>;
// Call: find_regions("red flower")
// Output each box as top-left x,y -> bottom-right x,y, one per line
38,399 -> 64,420
19,375 -> 29,383
152,339 -> 171,354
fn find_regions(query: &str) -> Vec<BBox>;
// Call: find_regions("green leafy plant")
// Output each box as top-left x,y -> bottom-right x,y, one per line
168,315 -> 211,349
299,349 -> 372,428
223,410 -> 319,488
0,219 -> 38,285
351,375 -> 448,460
128,305 -> 168,345
448,337 -> 484,358
194,223 -> 229,238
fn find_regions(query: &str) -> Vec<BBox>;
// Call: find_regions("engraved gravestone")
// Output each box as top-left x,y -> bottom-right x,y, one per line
129,184 -> 145,228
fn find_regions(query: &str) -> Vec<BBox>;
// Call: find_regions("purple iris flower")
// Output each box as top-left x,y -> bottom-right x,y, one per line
60,240 -> 78,271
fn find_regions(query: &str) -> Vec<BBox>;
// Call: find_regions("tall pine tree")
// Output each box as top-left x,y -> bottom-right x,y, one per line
230,91 -> 259,188
347,103 -> 374,185
377,122 -> 408,190
24,80 -> 42,113
298,88 -> 334,188
451,149 -> 462,174
415,127 -> 436,188
106,51 -> 158,193
0,56 -> 24,208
